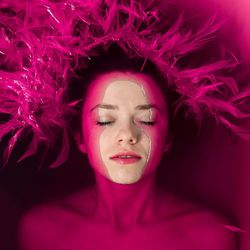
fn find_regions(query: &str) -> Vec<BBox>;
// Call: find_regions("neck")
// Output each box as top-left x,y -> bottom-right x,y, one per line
94,172 -> 157,231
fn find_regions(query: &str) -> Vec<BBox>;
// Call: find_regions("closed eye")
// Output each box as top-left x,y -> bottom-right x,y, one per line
96,121 -> 114,126
140,121 -> 156,126
96,121 -> 155,126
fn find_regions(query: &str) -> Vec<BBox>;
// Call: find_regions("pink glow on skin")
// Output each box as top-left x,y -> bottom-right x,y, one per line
80,71 -> 169,184
8,1 -> 246,249
19,71 -> 236,250
1,0 -> 250,168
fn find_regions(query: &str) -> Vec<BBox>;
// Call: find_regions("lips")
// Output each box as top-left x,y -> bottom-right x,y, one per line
110,152 -> 141,165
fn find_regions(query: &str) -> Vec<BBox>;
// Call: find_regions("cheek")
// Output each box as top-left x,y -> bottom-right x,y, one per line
83,119 -> 109,176
150,129 -> 165,157
144,118 -> 167,150
99,128 -> 112,157
142,124 -> 167,175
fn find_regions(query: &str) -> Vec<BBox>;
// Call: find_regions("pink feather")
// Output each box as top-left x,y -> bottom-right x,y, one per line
0,0 -> 249,167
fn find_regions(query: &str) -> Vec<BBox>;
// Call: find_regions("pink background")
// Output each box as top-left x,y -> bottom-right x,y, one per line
0,0 -> 249,249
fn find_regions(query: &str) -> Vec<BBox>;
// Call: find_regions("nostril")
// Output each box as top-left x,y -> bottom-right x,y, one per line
116,127 -> 139,144
117,137 -> 136,144
129,137 -> 137,144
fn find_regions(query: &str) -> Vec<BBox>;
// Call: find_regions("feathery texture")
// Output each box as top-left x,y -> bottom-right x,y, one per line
0,0 -> 249,167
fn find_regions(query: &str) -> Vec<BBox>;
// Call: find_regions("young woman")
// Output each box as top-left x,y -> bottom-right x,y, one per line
18,62 -> 236,250
0,0 -> 248,249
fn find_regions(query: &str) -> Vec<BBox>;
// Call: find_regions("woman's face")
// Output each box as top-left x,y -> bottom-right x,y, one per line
80,71 -> 170,184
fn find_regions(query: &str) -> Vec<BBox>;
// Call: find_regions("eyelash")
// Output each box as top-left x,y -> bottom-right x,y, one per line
96,121 -> 156,126
140,121 -> 155,126
96,121 -> 114,126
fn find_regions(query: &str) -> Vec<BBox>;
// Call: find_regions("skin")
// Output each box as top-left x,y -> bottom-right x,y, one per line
79,71 -> 170,184
18,71 -> 236,250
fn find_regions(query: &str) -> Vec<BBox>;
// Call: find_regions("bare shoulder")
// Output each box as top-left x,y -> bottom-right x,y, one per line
183,208 -> 236,250
157,191 -> 237,250
18,186 -> 96,250
19,203 -> 57,250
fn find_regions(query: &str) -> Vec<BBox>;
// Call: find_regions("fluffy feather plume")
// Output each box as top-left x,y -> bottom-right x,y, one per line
0,0 -> 249,167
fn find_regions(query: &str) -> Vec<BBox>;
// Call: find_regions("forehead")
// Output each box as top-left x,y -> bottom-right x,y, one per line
84,71 -> 166,107
102,80 -> 147,105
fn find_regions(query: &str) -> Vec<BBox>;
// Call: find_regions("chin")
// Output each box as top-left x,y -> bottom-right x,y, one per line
109,172 -> 142,184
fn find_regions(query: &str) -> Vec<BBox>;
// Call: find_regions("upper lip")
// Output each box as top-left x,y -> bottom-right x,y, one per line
110,151 -> 141,159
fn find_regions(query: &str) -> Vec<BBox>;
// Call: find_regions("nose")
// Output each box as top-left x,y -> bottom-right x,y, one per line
116,122 -> 139,145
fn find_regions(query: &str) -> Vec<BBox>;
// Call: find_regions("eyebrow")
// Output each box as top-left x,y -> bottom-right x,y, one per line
90,103 -> 161,112
135,104 -> 160,112
90,104 -> 119,112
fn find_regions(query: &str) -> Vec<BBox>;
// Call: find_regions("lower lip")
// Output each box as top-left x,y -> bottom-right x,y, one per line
110,157 -> 141,165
